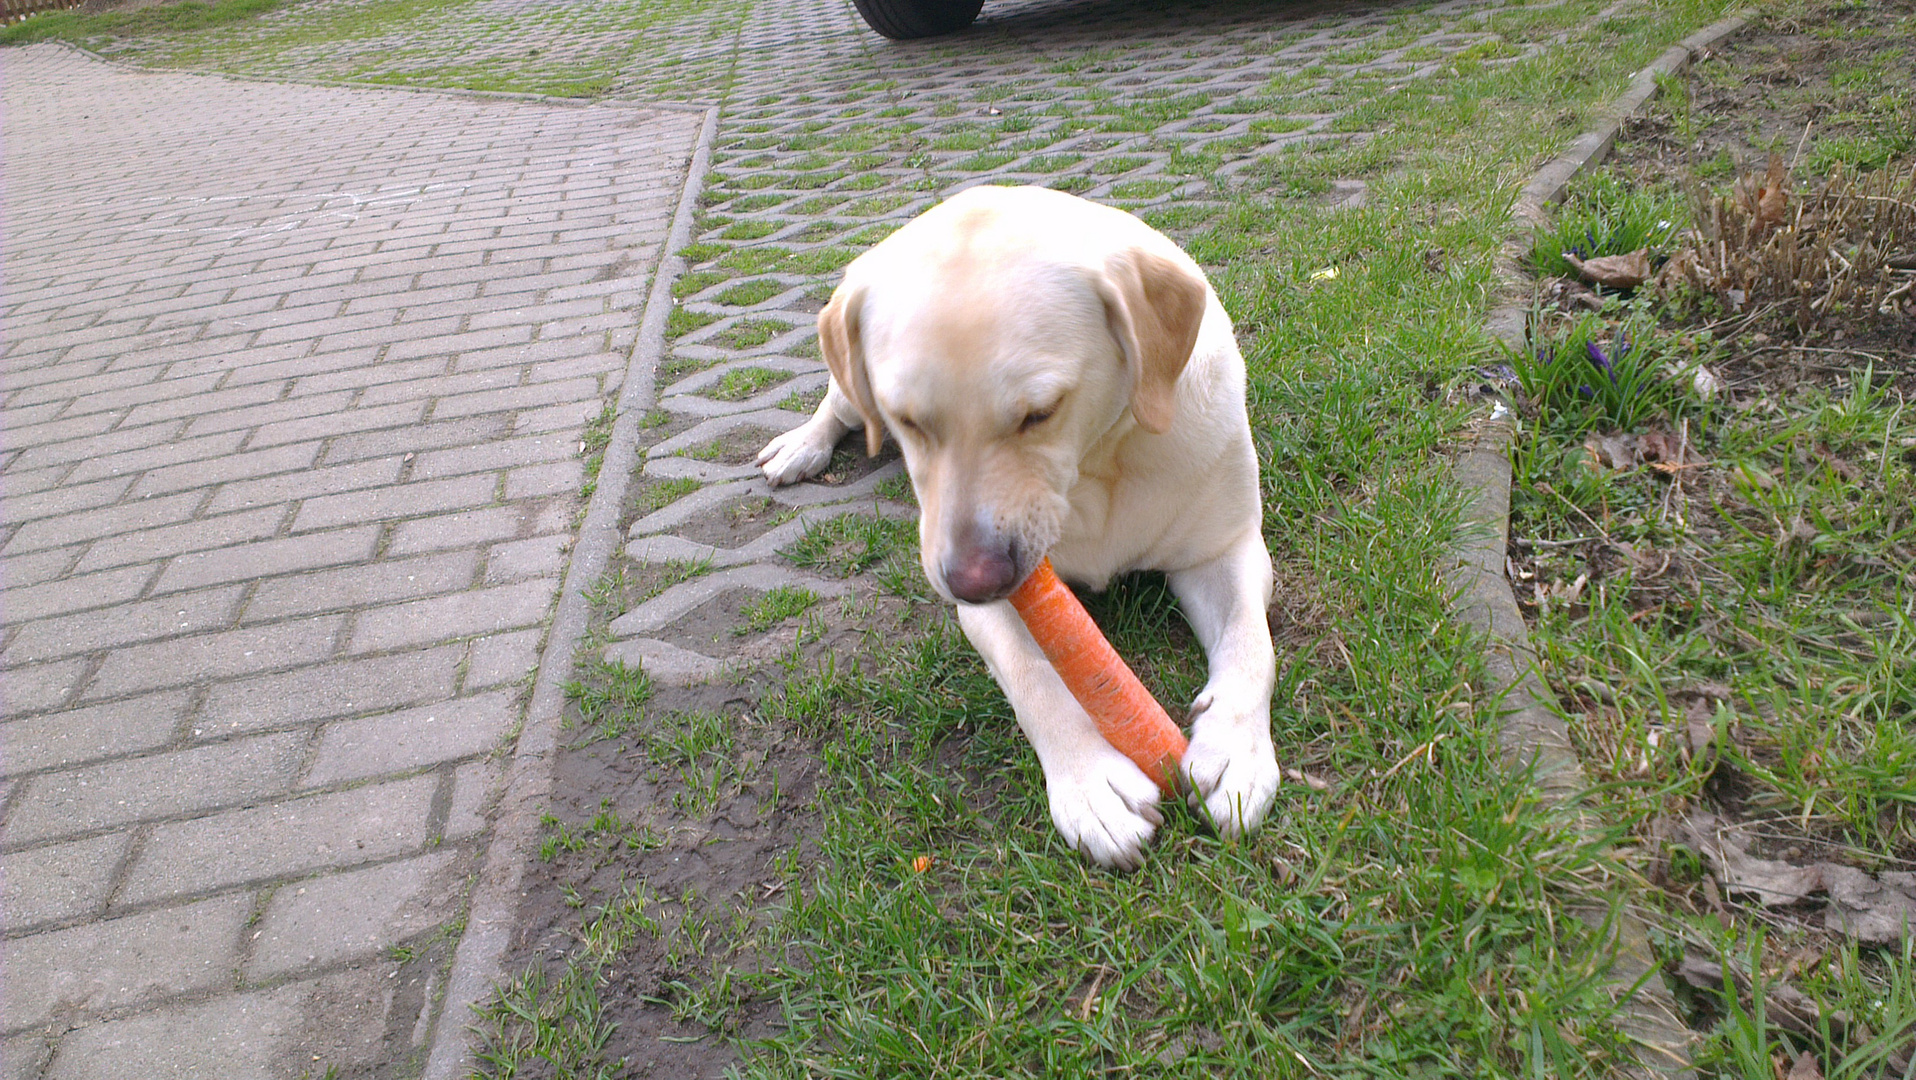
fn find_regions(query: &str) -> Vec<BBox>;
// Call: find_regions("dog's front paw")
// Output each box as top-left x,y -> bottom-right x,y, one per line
1048,746 -> 1163,871
1181,692 -> 1280,838
756,424 -> 837,487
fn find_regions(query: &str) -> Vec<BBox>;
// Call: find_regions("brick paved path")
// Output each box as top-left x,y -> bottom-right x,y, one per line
0,45 -> 699,1077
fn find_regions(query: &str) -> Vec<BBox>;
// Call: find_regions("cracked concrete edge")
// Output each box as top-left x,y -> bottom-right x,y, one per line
420,103 -> 722,1080
1449,12 -> 1751,1077
37,37 -> 713,114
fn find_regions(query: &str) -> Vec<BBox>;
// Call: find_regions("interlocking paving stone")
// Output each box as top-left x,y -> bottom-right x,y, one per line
0,894 -> 253,1032
41,969 -> 397,1080
244,850 -> 465,979
1,42 -> 696,1068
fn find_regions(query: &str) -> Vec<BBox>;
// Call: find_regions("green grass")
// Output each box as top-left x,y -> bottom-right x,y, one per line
780,513 -> 917,578
577,402 -> 615,499
734,585 -> 819,635
1,0 -> 277,42
1529,171 -> 1685,279
563,658 -> 653,747
708,365 -> 788,400
1504,306 -> 1699,435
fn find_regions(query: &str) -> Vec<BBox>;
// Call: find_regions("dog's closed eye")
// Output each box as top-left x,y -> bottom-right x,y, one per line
1019,404 -> 1058,433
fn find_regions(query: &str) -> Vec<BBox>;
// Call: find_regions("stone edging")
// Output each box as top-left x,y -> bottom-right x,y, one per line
1447,13 -> 1749,1077
418,104 -> 724,1080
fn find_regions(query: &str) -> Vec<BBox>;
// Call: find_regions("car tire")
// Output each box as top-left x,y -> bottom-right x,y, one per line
848,0 -> 983,39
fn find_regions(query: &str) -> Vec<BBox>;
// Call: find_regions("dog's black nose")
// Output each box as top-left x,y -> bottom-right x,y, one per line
943,546 -> 1019,603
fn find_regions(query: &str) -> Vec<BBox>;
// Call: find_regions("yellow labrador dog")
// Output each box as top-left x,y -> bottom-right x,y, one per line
757,185 -> 1278,869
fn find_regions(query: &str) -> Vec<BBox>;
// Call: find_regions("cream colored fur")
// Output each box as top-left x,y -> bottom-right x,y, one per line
757,185 -> 1279,869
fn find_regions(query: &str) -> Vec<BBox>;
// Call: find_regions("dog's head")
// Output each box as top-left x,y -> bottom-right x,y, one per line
817,187 -> 1209,604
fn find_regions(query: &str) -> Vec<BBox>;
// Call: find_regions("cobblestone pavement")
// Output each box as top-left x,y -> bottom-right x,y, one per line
0,45 -> 700,1077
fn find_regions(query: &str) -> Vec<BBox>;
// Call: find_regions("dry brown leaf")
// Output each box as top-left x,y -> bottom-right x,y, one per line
1684,698 -> 1720,769
1582,432 -> 1638,471
1563,246 -> 1653,288
1673,955 -> 1837,1038
1787,1051 -> 1823,1080
1735,153 -> 1792,233
1680,812 -> 1916,942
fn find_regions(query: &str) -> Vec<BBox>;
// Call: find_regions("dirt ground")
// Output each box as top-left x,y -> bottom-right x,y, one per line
1604,0 -> 1916,393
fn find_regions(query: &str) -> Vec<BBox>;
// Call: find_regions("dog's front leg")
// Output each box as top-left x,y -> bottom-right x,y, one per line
756,379 -> 866,487
955,601 -> 1164,870
1168,530 -> 1281,837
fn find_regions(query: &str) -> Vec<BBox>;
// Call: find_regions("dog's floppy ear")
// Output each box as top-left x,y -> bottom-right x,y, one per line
1098,249 -> 1208,435
817,283 -> 884,457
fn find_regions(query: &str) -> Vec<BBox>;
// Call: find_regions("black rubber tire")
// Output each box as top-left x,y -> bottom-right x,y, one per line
849,0 -> 982,39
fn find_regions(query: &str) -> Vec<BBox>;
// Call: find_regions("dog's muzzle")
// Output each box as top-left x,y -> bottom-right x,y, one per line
942,540 -> 1022,604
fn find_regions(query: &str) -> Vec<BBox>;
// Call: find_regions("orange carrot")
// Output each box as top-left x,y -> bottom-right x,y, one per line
1007,557 -> 1188,797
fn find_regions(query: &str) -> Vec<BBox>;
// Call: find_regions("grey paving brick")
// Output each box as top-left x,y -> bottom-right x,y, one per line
250,308 -> 396,347
249,400 -> 430,449
430,376 -> 602,422
527,350 -> 628,383
0,832 -> 130,931
152,526 -> 380,595
0,474 -> 134,528
2,491 -> 200,558
443,754 -> 503,842
303,690 -> 518,785
483,534 -> 570,584
63,430 -> 250,487
0,659 -> 86,717
513,399 -> 603,437
61,374 -> 228,422
219,345 -> 383,390
0,464 -> 71,502
0,545 -> 79,590
128,441 -> 322,499
45,970 -> 395,1080
0,894 -> 251,1032
0,563 -> 154,624
84,617 -> 343,700
291,474 -> 497,533
462,628 -> 543,692
502,459 -> 583,501
356,367 -> 517,409
3,1033 -> 50,1080
348,578 -> 557,655
449,335 -> 604,373
0,411 -> 118,455
386,506 -> 523,556
243,550 -> 480,622
0,690 -> 190,778
408,433 -> 574,479
197,647 -> 462,738
177,389 -> 355,439
320,415 -> 511,466
2,584 -> 244,666
72,505 -> 284,574
202,456 -> 404,516
118,380 -> 286,430
117,775 -> 437,906
245,849 -> 463,979
3,731 -> 305,846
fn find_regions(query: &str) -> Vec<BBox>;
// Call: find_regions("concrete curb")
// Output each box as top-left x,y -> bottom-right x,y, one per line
1448,13 -> 1749,1077
419,103 -> 723,1080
